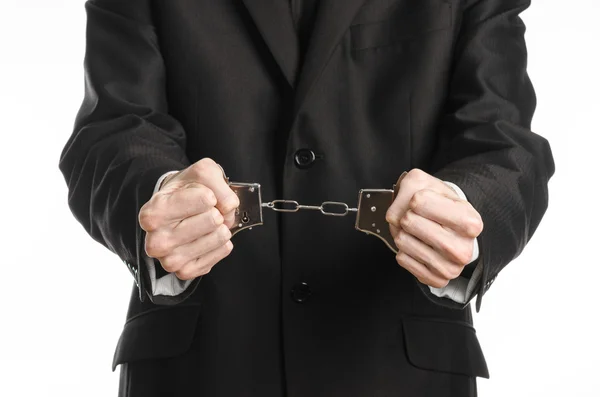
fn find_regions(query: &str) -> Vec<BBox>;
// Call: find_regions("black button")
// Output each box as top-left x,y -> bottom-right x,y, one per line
291,282 -> 312,303
294,149 -> 316,169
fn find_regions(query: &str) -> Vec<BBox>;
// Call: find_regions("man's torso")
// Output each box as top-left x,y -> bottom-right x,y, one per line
114,1 -> 487,396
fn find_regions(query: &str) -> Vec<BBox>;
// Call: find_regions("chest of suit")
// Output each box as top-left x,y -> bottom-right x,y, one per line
116,1 -> 487,396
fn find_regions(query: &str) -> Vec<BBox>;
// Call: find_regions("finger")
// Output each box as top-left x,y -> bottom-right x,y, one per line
399,209 -> 473,266
171,207 -> 224,244
145,207 -> 225,259
386,176 -> 414,228
175,240 -> 234,280
189,160 -> 240,216
139,183 -> 217,231
167,224 -> 232,268
409,189 -> 483,238
396,251 -> 449,289
386,169 -> 432,228
222,209 -> 236,229
205,177 -> 239,217
394,229 -> 463,281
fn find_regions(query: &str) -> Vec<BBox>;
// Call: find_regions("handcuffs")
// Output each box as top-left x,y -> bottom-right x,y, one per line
219,165 -> 407,254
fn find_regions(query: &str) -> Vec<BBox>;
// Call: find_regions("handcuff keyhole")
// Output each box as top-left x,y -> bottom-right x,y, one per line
241,211 -> 250,223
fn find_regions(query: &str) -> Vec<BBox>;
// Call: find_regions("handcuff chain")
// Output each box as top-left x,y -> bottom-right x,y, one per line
221,165 -> 359,217
262,199 -> 358,217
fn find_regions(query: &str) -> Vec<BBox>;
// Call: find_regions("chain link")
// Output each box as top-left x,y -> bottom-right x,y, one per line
262,199 -> 358,217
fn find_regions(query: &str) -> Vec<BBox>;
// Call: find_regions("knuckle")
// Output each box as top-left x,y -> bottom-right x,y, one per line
220,201 -> 236,215
209,207 -> 224,227
421,252 -> 435,270
218,224 -> 232,243
450,265 -> 463,279
189,162 -> 205,179
175,267 -> 195,280
400,211 -> 413,229
161,259 -> 178,273
385,209 -> 399,225
450,241 -> 473,265
145,234 -> 170,258
138,207 -> 160,231
396,252 -> 410,267
223,212 -> 236,229
223,241 -> 234,254
409,190 -> 428,211
197,186 -> 218,208
197,157 -> 217,170
458,246 -> 473,265
161,255 -> 185,273
465,215 -> 484,237
395,252 -> 405,265
227,193 -> 241,210
394,230 -> 406,248
191,158 -> 217,179
406,168 -> 428,185
220,192 -> 240,213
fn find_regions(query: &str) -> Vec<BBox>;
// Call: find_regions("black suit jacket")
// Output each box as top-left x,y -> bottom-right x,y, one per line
59,0 -> 555,396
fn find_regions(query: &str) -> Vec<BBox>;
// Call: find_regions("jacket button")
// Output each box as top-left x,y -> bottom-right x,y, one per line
291,282 -> 312,303
294,148 -> 316,169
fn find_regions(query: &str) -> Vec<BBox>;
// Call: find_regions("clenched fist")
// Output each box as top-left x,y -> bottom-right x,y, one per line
385,169 -> 483,289
138,158 -> 240,280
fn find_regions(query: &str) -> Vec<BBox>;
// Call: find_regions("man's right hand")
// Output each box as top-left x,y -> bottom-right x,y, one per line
138,158 -> 240,280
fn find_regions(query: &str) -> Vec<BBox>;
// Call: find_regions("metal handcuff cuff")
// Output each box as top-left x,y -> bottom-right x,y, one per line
217,164 -> 407,254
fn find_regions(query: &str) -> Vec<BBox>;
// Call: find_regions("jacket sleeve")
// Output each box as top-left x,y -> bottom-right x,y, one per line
422,0 -> 556,311
58,0 -> 200,305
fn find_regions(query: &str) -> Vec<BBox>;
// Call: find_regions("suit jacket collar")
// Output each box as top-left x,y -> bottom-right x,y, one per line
242,0 -> 367,115
293,0 -> 367,115
241,0 -> 301,87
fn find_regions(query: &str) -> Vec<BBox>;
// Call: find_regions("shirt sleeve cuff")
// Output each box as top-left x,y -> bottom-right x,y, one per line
154,170 -> 180,194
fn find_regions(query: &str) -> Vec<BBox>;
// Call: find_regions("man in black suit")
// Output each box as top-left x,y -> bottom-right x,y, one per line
59,0 -> 555,396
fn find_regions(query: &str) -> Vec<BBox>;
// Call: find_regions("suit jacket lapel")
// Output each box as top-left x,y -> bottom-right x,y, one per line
241,0 -> 300,87
293,0 -> 368,116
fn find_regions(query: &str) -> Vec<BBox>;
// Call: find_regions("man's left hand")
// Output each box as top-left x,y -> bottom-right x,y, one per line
385,169 -> 484,288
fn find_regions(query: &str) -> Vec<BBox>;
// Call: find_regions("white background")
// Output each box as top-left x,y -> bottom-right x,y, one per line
0,0 -> 598,396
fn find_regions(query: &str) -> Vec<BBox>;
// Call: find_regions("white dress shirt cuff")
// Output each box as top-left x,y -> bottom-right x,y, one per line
154,170 -> 180,193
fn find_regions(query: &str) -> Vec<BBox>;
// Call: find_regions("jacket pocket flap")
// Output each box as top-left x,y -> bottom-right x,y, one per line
112,305 -> 201,370
402,317 -> 489,378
